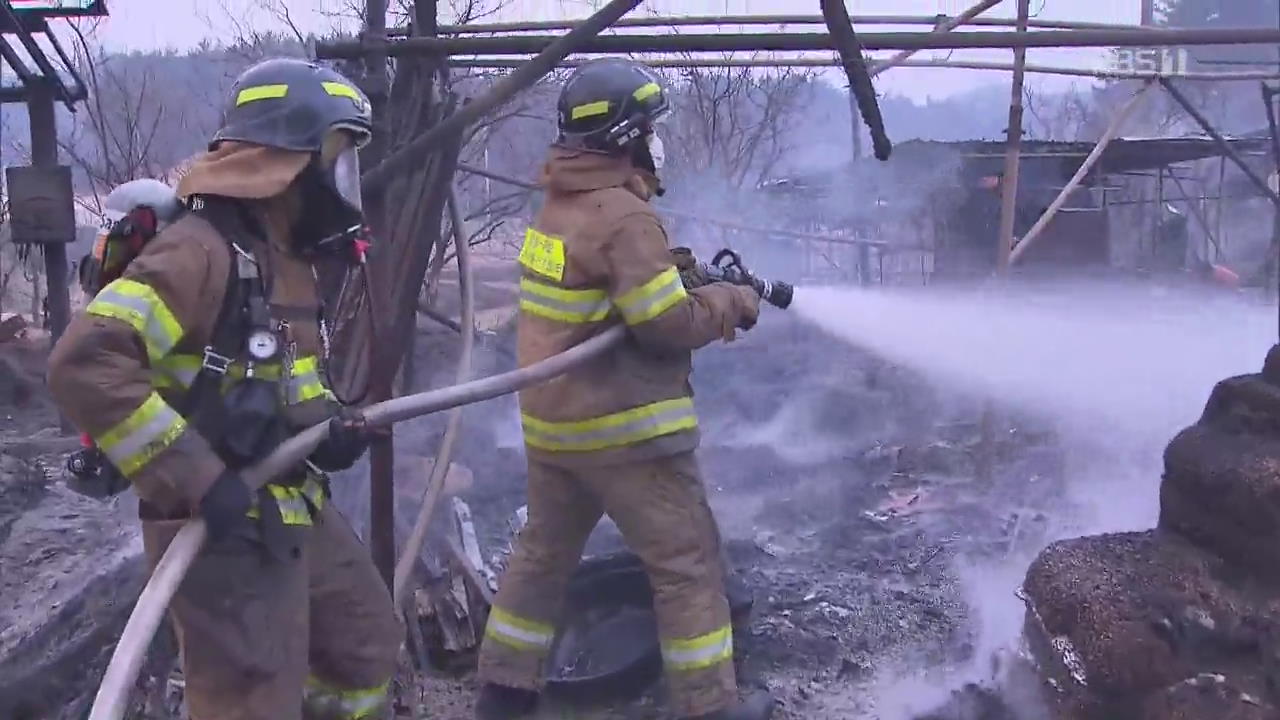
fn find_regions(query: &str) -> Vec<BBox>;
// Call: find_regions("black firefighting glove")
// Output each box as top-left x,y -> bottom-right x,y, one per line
309,406 -> 377,472
199,470 -> 253,544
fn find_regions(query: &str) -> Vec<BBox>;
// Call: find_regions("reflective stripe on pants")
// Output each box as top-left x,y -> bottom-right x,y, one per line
483,606 -> 555,653
662,625 -> 733,672
86,278 -> 183,362
303,676 -> 389,720
95,391 -> 187,477
521,397 -> 698,452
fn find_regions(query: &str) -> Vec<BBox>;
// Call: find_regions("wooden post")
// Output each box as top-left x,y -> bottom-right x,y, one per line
28,80 -> 68,343
995,0 -> 1030,273
367,0 -> 395,588
980,0 -> 1026,486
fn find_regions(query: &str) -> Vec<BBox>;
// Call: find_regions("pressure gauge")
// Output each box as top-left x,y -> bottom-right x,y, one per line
247,329 -> 280,361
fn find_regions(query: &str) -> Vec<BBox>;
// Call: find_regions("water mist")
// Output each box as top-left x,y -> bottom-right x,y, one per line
788,278 -> 1276,718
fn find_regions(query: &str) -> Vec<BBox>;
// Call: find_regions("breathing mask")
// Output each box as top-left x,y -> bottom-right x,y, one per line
293,128 -> 370,263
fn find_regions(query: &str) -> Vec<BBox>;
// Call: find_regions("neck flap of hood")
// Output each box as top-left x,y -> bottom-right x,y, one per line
540,145 -> 639,195
177,141 -> 312,202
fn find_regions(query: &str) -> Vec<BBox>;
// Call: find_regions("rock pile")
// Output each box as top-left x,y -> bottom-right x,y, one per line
1021,346 -> 1280,719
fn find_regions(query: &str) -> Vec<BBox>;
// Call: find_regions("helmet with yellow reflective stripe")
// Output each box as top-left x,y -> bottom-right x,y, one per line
212,58 -> 372,154
556,58 -> 670,157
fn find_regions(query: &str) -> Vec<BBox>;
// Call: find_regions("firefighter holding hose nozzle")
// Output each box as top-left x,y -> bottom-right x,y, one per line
474,58 -> 775,720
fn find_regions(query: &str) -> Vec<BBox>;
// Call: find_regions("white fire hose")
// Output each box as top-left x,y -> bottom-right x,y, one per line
87,324 -> 627,720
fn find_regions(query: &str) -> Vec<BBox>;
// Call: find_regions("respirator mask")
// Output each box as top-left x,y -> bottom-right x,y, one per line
293,127 -> 370,264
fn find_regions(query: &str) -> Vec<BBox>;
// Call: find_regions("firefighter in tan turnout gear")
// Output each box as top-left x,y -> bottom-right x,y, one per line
48,58 -> 399,720
475,59 -> 776,720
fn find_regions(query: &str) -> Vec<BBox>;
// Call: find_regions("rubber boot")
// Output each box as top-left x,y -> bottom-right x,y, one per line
474,683 -> 538,720
685,690 -> 775,720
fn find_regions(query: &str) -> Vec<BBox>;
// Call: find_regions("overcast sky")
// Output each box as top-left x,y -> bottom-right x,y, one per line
91,0 -> 1143,101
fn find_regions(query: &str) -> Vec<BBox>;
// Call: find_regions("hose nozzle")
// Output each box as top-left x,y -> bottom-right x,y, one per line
755,278 -> 794,310
707,248 -> 793,310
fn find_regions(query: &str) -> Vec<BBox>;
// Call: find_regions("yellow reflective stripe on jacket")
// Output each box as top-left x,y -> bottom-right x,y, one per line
303,675 -> 389,720
661,625 -> 734,672
285,355 -> 333,404
246,475 -> 326,526
522,397 -> 697,452
152,353 -> 201,389
615,266 -> 688,325
518,277 -> 610,324
96,392 -> 187,477
484,606 -> 555,652
87,278 -> 183,362
152,354 -> 332,404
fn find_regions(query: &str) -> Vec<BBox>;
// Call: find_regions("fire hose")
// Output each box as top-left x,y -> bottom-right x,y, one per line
87,324 -> 627,720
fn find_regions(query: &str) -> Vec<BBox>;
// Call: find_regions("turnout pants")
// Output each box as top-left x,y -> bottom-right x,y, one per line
478,452 -> 737,717
141,503 -> 401,720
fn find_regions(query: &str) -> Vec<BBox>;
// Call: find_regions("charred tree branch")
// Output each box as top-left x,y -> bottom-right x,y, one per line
819,0 -> 890,161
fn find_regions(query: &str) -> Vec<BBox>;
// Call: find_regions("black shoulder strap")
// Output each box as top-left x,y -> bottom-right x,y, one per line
178,195 -> 257,422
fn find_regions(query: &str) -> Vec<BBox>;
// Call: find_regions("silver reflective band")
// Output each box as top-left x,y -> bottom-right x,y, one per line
333,147 -> 362,212
522,399 -> 697,450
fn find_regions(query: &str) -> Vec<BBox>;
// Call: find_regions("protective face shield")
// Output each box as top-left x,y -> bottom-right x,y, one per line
646,131 -> 665,172
293,128 -> 372,262
321,128 -> 364,213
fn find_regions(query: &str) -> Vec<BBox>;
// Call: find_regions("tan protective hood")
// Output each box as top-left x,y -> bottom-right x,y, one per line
540,145 -> 654,198
177,141 -> 311,201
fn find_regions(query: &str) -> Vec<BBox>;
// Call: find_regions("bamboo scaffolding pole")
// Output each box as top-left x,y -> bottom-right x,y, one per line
447,56 -> 1280,81
1009,83 -> 1154,265
427,14 -> 1148,36
317,27 -> 1280,60
869,0 -> 1004,78
995,0 -> 1030,274
392,186 -> 475,616
1160,77 -> 1280,206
